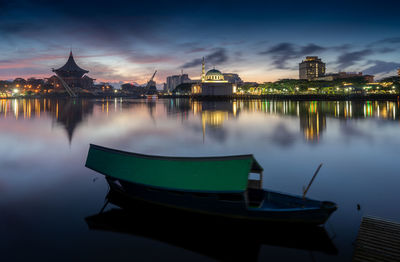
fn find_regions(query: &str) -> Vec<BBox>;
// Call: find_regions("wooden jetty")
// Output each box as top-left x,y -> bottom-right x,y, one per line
353,216 -> 400,262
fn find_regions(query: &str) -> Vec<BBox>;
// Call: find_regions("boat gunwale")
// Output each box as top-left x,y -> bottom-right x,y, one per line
88,144 -> 263,172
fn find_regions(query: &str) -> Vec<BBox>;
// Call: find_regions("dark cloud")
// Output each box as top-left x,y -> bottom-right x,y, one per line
365,37 -> 400,53
181,48 -> 228,69
259,43 -> 296,69
187,48 -> 207,54
369,37 -> 400,47
378,47 -> 396,53
332,44 -> 352,51
382,37 -> 400,44
260,43 -> 295,55
1,0 -> 400,81
299,44 -> 326,54
181,58 -> 203,69
0,0 -> 169,53
259,43 -> 326,69
178,42 -> 207,54
364,60 -> 400,75
336,49 -> 373,69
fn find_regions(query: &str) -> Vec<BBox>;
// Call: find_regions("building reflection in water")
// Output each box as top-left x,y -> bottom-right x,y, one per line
199,101 -> 237,142
52,99 -> 94,143
299,101 -> 326,142
1,98 -> 400,144
0,98 -> 94,143
165,99 -> 400,143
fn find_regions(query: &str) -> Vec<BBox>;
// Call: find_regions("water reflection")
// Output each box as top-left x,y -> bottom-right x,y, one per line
2,97 -> 400,261
300,102 -> 326,142
166,99 -> 400,142
1,98 -> 399,143
86,189 -> 337,261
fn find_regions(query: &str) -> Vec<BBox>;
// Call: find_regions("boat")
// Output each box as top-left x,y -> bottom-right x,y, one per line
85,144 -> 337,225
85,189 -> 338,261
145,94 -> 158,100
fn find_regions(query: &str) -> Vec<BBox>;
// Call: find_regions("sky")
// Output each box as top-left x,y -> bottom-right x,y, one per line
1,0 -> 400,86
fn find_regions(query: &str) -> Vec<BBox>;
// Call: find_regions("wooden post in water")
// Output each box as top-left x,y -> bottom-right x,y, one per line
302,163 -> 323,200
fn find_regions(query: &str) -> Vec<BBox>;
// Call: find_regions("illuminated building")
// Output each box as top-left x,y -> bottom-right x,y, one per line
318,72 -> 374,82
13,78 -> 27,89
299,56 -> 326,80
192,58 -> 235,96
27,78 -> 45,89
49,51 -> 95,92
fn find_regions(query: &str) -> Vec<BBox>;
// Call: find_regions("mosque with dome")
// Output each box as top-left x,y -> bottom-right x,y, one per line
191,57 -> 236,96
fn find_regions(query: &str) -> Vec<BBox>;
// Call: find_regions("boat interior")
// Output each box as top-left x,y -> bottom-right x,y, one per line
246,172 -> 322,210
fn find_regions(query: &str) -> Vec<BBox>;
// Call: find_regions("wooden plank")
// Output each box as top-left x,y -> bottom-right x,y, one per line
353,216 -> 400,262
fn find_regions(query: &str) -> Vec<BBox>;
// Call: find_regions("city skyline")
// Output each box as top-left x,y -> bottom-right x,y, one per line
1,0 -> 400,86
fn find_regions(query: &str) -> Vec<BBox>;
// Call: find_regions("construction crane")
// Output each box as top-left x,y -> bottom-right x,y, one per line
144,70 -> 157,91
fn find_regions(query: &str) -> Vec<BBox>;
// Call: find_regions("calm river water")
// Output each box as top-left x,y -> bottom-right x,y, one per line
0,98 -> 399,261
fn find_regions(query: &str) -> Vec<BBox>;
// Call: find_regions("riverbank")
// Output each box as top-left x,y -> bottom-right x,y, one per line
2,93 -> 400,101
161,93 -> 400,101
0,93 -> 141,99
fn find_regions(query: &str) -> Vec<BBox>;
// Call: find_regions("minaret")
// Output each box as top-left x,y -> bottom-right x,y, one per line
201,57 -> 205,82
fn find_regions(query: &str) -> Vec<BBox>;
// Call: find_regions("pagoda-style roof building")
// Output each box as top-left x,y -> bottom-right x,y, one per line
53,51 -> 89,78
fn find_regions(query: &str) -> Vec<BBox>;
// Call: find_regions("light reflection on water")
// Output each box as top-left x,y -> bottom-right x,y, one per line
0,98 -> 400,261
1,98 -> 399,144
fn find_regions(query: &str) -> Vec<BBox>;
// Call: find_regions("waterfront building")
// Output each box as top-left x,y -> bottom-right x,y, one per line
363,75 -> 374,83
223,73 -> 243,85
0,80 -> 11,89
49,51 -> 95,92
299,56 -> 326,80
92,83 -> 115,94
332,72 -> 374,82
317,72 -> 374,82
191,58 -> 235,96
13,78 -> 27,88
166,73 -> 196,92
398,68 -> 400,77
27,78 -> 45,89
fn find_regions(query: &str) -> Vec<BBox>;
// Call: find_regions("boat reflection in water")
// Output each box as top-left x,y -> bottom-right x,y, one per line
86,189 -> 338,261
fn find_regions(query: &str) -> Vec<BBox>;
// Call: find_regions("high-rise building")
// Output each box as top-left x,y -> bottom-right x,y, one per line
299,56 -> 326,80
166,74 -> 191,91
